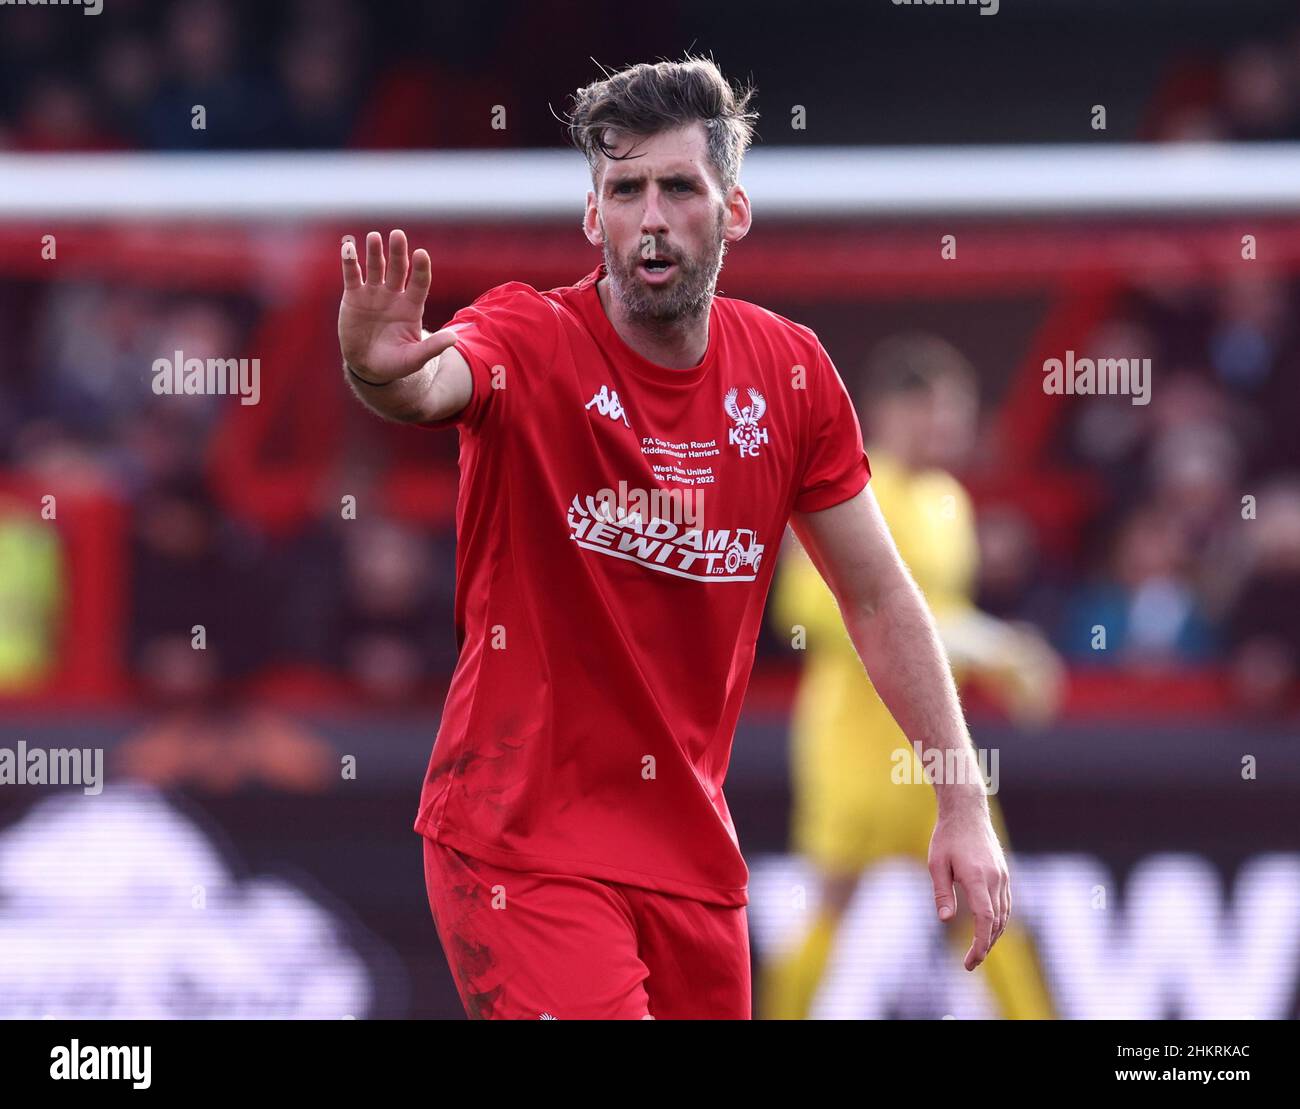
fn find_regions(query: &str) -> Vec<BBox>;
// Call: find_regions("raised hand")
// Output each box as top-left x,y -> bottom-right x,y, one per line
339,229 -> 459,385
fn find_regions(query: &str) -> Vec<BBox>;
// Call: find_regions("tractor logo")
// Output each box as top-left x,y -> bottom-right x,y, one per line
723,529 -> 765,574
724,387 -> 769,458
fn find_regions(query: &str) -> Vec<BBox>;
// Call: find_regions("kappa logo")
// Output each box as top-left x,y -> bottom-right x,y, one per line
585,385 -> 630,427
725,387 -> 769,457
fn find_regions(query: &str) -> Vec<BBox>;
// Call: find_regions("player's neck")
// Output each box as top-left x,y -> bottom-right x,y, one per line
596,275 -> 710,370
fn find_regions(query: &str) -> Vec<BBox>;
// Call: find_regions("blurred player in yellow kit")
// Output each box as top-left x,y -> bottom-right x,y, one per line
760,334 -> 1064,1020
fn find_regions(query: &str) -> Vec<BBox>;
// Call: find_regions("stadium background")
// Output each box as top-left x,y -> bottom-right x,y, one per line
1,0 -> 1298,1018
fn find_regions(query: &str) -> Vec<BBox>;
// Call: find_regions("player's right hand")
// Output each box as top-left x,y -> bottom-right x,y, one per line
339,229 -> 460,384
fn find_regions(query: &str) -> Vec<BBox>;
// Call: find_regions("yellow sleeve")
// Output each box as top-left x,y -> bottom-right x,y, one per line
770,540 -> 856,654
924,478 -> 978,620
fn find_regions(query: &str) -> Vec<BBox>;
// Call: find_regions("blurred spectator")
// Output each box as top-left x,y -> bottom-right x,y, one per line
270,1 -> 363,149
973,504 -> 1063,633
144,0 -> 277,149
1224,477 -> 1300,717
1155,103 -> 1226,144
1067,318 -> 1158,517
0,497 -> 64,692
33,284 -> 171,440
0,10 -> 64,139
13,75 -> 124,152
1208,272 -> 1290,392
95,35 -> 162,148
1059,506 -> 1218,667
333,517 -> 456,704
1205,273 -> 1300,478
10,421 -> 114,496
1145,389 -> 1243,544
119,632 -> 335,792
1219,44 -> 1298,142
127,459 -> 268,680
32,283 -> 249,454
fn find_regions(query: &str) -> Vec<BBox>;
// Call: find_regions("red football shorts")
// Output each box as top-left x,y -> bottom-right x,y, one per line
422,835 -> 751,1019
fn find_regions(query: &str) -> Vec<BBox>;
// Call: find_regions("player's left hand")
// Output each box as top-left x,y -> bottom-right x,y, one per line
927,794 -> 1010,971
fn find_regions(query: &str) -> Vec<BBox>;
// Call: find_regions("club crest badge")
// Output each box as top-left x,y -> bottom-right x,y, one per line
724,387 -> 769,458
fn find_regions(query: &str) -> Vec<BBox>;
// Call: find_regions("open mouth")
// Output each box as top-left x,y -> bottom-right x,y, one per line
640,258 -> 677,279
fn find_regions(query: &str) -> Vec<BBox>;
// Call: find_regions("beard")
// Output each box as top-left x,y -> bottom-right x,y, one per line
601,211 -> 728,326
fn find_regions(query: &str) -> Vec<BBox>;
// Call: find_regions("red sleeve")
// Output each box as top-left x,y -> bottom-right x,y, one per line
418,281 -> 557,434
794,344 -> 871,513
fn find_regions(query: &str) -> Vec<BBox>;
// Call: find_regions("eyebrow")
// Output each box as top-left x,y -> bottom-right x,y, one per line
605,170 -> 705,190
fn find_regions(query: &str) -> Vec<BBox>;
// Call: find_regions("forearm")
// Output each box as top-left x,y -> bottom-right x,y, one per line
842,574 -> 988,814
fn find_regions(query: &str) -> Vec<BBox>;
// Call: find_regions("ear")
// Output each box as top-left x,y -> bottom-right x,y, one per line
722,184 -> 753,244
583,190 -> 603,246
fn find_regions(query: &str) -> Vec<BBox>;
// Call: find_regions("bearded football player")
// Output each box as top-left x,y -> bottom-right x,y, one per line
337,55 -> 1012,1020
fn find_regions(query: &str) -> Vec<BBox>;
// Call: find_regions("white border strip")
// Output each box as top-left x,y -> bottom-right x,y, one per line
3,144 -> 1300,219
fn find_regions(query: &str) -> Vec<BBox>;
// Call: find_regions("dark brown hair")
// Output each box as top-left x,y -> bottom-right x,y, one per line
863,333 -> 979,400
565,55 -> 758,189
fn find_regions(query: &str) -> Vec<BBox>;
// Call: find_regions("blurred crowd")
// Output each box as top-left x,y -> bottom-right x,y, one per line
4,264 -> 1298,717
1,0 -> 366,151
0,279 -> 459,708
1154,32 -> 1300,143
0,0 -> 631,153
3,2 -> 1300,719
8,1 -> 1300,152
975,270 -> 1300,718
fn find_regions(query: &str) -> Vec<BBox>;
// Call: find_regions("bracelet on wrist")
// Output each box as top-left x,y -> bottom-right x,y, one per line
347,363 -> 392,388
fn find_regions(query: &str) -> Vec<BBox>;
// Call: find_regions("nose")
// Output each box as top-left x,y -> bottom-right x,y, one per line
639,184 -> 669,239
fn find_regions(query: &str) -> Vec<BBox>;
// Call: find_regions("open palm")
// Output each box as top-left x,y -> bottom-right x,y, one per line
339,229 -> 458,383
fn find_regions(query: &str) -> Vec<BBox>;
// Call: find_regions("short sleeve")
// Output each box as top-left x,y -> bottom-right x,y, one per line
418,281 -> 557,434
793,345 -> 871,513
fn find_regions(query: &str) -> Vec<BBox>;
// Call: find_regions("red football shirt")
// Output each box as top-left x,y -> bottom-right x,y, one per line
413,263 -> 870,906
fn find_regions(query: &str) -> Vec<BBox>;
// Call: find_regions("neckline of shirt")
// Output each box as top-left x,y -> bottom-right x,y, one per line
574,263 -> 719,389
